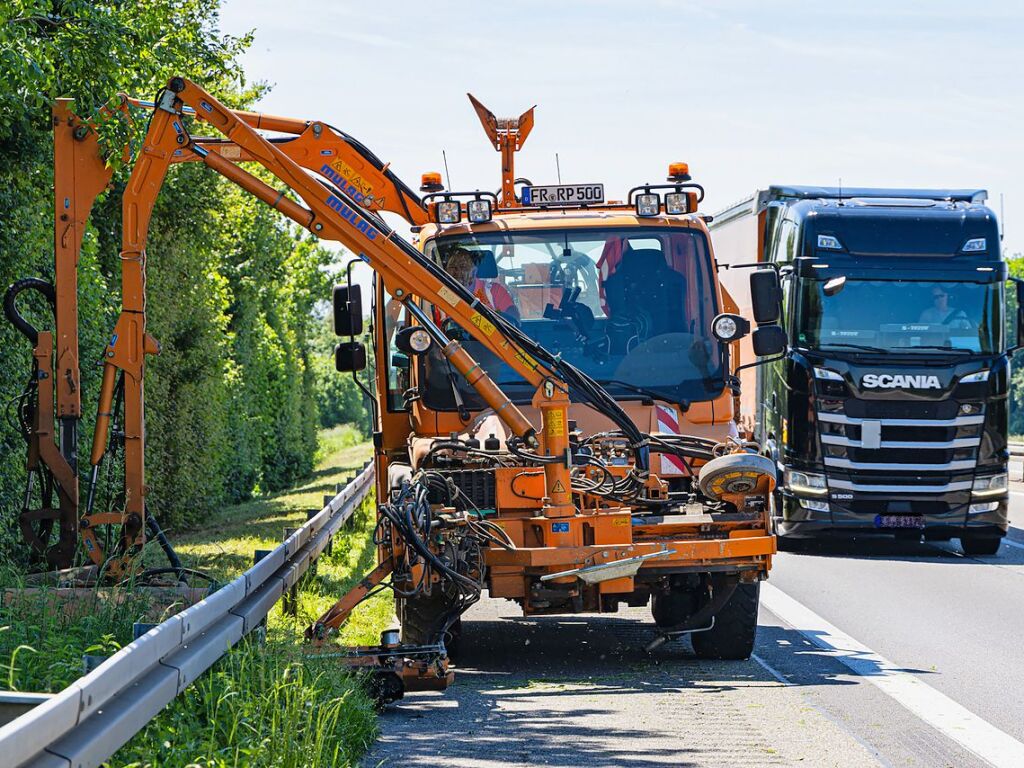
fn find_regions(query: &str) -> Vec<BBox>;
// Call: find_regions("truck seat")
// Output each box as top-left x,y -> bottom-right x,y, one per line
604,248 -> 686,338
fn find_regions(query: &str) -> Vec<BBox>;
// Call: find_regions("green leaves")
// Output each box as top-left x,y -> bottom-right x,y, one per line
0,0 -> 345,547
1,1 -> 243,137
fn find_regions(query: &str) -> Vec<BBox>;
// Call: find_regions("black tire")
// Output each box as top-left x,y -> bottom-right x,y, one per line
396,590 -> 462,650
651,588 -> 699,629
960,534 -> 1002,556
691,581 -> 760,660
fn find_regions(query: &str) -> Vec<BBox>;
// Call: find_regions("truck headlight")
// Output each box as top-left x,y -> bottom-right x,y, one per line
959,369 -> 989,384
784,468 -> 827,496
972,473 -> 1007,498
711,313 -> 750,342
799,498 -> 829,512
969,501 -> 1000,514
814,367 -> 843,381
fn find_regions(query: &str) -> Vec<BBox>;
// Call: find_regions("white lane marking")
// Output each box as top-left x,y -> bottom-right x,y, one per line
751,653 -> 792,686
761,582 -> 1024,768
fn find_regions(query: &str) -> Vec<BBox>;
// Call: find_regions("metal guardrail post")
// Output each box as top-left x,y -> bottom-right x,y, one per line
282,527 -> 299,616
81,655 -> 107,675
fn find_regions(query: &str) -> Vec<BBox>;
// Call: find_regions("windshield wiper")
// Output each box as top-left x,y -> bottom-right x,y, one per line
603,380 -> 680,405
819,342 -> 887,354
905,345 -> 973,353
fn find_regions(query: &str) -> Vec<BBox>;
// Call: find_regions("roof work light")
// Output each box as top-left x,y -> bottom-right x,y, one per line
635,193 -> 660,217
467,198 -> 493,223
665,192 -> 691,215
435,199 -> 461,224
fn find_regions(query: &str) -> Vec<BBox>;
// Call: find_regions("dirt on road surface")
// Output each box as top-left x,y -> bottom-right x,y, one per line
364,595 -> 881,768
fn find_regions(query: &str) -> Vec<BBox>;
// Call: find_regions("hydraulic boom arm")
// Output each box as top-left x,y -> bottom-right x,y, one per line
84,77 -> 580,574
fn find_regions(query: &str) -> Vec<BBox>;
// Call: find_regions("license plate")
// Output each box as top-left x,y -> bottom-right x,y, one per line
522,183 -> 604,206
874,514 -> 925,529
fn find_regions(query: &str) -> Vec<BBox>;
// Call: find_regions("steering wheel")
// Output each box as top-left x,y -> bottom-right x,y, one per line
551,251 -> 600,310
942,309 -> 971,329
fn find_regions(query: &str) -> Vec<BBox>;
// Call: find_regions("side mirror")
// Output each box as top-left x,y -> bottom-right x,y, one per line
752,325 -> 787,356
335,341 -> 367,373
750,270 -> 782,325
333,284 -> 363,337
823,276 -> 847,296
395,326 -> 434,356
711,313 -> 751,343
1015,279 -> 1024,349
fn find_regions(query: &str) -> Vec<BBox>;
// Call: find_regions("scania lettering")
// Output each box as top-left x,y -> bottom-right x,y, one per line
711,186 -> 1019,555
861,374 -> 942,389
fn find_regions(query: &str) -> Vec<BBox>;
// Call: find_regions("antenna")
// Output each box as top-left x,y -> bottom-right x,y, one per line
1000,193 -> 1005,242
442,150 -> 453,190
555,152 -> 562,184
838,176 -> 843,205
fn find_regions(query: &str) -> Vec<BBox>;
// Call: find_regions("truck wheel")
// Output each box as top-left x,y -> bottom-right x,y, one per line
960,534 -> 1002,556
651,588 -> 699,629
396,591 -> 463,654
691,582 -> 760,660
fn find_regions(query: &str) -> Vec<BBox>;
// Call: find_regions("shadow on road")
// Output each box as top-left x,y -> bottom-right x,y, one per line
756,624 -> 934,678
779,535 -> 1024,565
367,606 -> 864,767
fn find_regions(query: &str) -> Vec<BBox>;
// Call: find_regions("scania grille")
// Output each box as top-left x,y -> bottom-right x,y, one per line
816,398 -> 982,491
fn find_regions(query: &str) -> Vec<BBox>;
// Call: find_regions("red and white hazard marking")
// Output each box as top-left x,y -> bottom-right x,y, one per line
655,404 -> 689,475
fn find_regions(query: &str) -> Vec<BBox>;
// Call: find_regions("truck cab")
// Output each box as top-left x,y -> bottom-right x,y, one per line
713,186 -> 1014,554
403,211 -> 732,448
338,146 -> 780,662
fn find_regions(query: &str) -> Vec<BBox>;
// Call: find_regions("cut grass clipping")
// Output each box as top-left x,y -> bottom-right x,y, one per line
0,425 -> 390,767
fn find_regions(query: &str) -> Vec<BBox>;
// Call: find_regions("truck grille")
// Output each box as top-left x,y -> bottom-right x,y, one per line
816,399 -> 981,493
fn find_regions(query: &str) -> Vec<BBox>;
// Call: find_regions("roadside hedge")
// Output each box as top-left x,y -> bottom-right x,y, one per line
0,1 -> 366,560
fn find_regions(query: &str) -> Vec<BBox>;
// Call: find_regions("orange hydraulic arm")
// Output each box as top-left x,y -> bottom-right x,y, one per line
85,78 -> 577,573
127,97 -> 431,227
6,101 -> 113,568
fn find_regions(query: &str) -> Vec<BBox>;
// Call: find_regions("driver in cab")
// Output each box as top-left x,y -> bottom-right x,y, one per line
919,286 -> 970,328
446,246 -> 520,322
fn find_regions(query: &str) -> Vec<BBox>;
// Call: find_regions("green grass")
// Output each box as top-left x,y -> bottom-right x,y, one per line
0,425 -> 391,767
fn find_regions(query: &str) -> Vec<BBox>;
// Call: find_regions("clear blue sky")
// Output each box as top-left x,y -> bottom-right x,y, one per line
220,0 -> 1023,263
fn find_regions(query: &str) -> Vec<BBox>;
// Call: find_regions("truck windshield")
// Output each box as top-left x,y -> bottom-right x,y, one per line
419,226 -> 724,409
796,278 -> 1002,354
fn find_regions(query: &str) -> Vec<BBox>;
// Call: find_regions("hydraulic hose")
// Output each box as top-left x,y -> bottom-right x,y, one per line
145,511 -> 185,574
4,278 -> 55,346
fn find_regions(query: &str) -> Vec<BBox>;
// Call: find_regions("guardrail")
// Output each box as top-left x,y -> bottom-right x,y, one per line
0,461 -> 375,768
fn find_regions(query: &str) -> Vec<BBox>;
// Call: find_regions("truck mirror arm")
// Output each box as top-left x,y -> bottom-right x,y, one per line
734,351 -> 787,378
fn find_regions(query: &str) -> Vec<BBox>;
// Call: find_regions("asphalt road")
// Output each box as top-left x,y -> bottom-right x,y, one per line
365,492 -> 1024,768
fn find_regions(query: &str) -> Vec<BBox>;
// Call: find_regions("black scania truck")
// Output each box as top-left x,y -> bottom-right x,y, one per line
711,186 -> 1018,554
